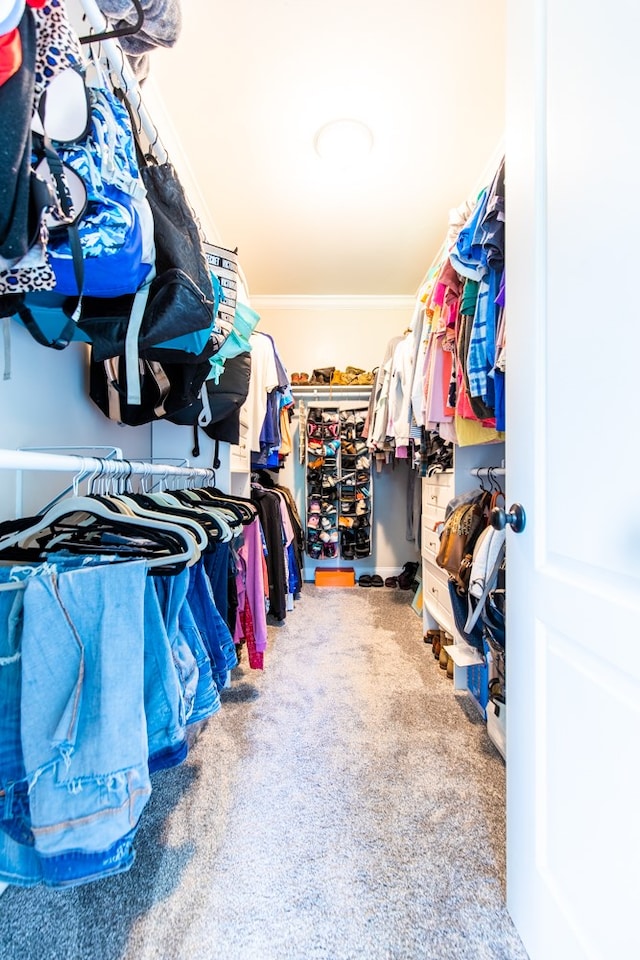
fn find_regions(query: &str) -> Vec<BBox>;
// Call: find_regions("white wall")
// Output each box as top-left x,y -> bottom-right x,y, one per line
252,295 -> 413,375
0,322 -> 152,518
251,295 -> 420,579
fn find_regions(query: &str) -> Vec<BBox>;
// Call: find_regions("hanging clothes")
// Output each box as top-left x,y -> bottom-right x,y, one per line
0,468 -> 272,890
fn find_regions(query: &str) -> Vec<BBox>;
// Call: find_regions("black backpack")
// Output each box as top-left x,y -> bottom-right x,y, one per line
198,351 -> 252,443
86,161 -> 223,426
89,350 -> 215,427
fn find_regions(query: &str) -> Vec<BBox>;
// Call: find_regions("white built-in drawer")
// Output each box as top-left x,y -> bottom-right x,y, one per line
423,470 -> 454,489
421,515 -> 442,561
423,502 -> 446,531
423,478 -> 454,512
422,558 -> 455,635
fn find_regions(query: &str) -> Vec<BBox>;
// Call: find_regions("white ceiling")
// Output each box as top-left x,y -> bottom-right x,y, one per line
146,0 -> 505,298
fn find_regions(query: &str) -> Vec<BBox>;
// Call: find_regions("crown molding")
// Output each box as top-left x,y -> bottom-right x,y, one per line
249,294 -> 416,312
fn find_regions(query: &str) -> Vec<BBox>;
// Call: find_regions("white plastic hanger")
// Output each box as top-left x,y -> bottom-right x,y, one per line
0,496 -> 198,570
111,493 -> 208,553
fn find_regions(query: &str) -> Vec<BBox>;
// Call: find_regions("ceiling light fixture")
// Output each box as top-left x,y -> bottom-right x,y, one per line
313,119 -> 374,165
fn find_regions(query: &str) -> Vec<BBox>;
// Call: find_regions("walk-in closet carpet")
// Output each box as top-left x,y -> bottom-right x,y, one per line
1,586 -> 528,960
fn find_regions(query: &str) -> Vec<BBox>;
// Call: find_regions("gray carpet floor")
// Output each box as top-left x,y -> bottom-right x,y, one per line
0,586 -> 528,960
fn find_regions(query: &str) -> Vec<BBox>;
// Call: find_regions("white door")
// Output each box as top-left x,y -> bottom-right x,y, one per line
506,2 -> 640,958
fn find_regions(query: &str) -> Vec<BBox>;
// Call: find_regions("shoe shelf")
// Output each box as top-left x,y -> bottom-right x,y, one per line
305,406 -> 372,562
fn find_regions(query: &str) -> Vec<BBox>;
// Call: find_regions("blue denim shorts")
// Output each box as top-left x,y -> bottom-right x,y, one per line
20,560 -> 152,857
187,561 -> 238,692
0,575 -> 31,847
178,595 -> 221,724
145,573 -> 193,767
203,541 -> 230,625
0,820 -> 42,887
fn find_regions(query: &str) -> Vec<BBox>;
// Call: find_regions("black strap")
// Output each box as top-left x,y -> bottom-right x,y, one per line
79,0 -> 145,44
40,136 -> 85,297
16,303 -> 77,351
191,430 -> 222,468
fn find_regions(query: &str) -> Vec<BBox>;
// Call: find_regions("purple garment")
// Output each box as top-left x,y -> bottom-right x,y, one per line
236,518 -> 268,654
259,389 -> 281,448
261,332 -> 290,389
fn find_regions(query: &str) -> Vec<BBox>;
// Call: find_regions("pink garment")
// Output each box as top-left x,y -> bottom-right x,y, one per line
233,552 -> 263,670
425,334 -> 453,425
238,517 -> 268,655
241,597 -> 263,670
441,346 -> 455,418
274,491 -> 294,547
233,550 -> 248,644
433,278 -> 446,308
456,370 -> 496,427
439,259 -> 463,308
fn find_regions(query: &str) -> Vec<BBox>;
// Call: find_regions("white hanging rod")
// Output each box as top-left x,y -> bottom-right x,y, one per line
470,466 -> 506,477
78,0 -> 168,162
291,385 -> 372,402
0,448 -> 213,481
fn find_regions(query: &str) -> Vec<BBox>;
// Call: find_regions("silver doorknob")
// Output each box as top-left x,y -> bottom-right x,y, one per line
490,503 -> 526,533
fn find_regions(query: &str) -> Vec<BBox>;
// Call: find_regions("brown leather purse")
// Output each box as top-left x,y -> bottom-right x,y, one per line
436,491 -> 493,592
